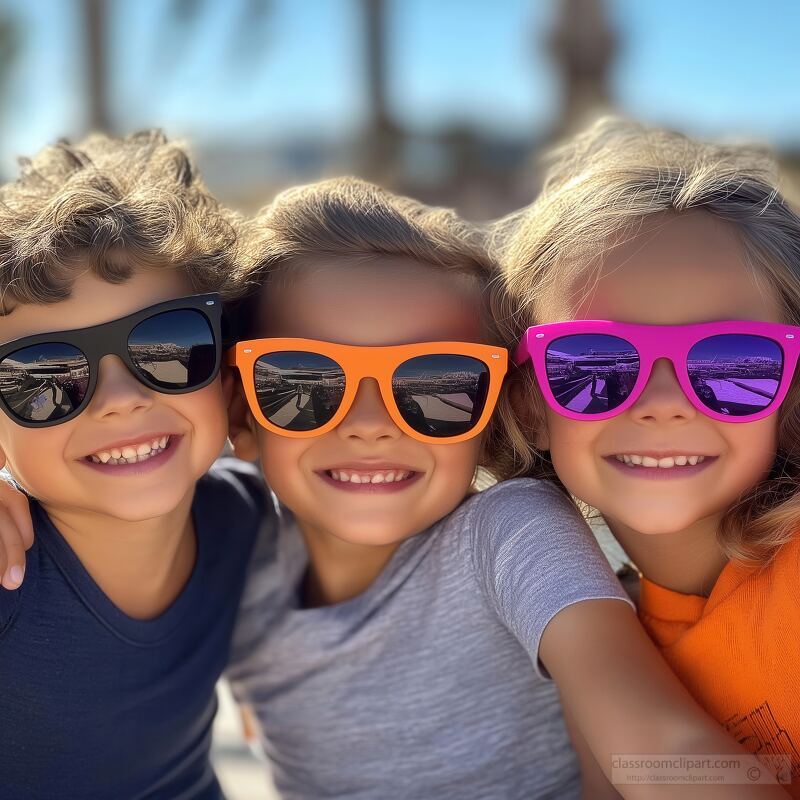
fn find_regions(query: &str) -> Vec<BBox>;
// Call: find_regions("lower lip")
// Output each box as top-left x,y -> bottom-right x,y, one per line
316,470 -> 423,493
79,436 -> 181,477
604,456 -> 717,480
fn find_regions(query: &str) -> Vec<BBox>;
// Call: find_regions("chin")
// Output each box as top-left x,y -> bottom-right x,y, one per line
330,522 -> 418,548
99,488 -> 192,522
614,510 -> 707,536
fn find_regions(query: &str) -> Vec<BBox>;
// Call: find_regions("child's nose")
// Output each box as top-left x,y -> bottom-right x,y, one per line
629,359 -> 697,424
87,355 -> 154,420
336,378 -> 402,443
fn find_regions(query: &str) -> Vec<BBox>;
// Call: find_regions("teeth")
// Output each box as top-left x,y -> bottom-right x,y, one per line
328,469 -> 412,484
87,436 -> 170,466
612,453 -> 710,469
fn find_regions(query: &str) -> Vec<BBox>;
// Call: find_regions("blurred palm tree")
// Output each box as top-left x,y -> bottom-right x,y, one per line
0,12 -> 19,177
83,0 -> 273,134
362,0 -> 398,181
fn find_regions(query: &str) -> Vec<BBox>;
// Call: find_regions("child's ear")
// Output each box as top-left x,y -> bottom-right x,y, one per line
221,365 -> 236,407
227,381 -> 261,462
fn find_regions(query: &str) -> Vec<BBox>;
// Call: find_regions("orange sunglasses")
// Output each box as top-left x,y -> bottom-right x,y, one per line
226,338 -> 508,443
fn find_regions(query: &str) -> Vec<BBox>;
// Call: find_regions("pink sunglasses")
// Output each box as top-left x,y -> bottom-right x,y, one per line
513,320 -> 800,423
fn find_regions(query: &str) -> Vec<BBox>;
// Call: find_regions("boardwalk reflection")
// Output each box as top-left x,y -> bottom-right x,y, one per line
546,334 -> 781,415
254,352 -> 489,435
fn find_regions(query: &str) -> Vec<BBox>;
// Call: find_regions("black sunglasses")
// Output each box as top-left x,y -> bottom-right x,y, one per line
0,293 -> 222,427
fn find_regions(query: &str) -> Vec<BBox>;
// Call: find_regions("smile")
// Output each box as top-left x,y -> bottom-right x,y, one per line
327,468 -> 415,484
84,435 -> 172,466
317,465 -> 422,493
613,453 -> 708,469
604,453 -> 718,479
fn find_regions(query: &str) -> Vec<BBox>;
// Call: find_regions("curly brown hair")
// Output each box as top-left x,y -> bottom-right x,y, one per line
0,129 -> 245,309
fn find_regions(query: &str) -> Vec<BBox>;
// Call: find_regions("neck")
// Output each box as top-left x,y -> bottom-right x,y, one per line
297,520 -> 401,607
605,512 -> 729,597
43,489 -> 197,619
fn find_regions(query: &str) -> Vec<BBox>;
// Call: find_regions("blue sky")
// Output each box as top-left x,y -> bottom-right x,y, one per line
0,0 -> 798,172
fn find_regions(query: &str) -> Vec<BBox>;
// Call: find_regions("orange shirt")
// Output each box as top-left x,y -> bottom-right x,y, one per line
639,534 -> 800,795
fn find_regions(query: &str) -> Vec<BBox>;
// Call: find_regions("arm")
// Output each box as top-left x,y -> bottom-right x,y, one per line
0,478 -> 33,589
541,599 -> 789,799
561,700 -> 622,800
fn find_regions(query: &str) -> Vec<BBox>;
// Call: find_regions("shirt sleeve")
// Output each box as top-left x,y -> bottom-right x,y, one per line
469,478 -> 634,680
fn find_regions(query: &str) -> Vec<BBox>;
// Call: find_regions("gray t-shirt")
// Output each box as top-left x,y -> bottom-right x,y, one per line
227,478 -> 633,800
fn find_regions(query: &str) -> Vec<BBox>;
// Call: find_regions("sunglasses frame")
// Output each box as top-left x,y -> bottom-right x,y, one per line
227,338 -> 508,443
514,319 -> 800,423
0,293 -> 222,427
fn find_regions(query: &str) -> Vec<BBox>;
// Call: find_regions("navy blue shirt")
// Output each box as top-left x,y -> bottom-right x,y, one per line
0,459 -> 267,800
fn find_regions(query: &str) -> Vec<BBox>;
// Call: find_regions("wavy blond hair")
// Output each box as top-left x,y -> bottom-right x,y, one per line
491,117 -> 800,562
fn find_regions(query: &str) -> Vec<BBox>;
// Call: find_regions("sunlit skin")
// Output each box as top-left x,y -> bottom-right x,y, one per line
0,267 -> 230,615
230,257 -> 486,605
533,211 -> 782,595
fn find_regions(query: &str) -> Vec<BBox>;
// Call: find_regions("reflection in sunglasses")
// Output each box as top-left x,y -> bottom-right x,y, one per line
253,352 -> 489,436
0,348 -> 89,421
546,340 -> 638,414
546,335 -> 782,416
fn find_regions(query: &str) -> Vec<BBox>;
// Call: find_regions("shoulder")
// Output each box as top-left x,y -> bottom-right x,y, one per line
195,458 -> 278,548
462,477 -> 584,538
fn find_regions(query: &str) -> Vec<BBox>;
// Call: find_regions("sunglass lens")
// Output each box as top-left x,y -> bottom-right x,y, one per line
254,352 -> 345,431
128,309 -> 217,391
545,334 -> 639,414
392,355 -> 490,437
687,334 -> 783,416
0,344 -> 89,423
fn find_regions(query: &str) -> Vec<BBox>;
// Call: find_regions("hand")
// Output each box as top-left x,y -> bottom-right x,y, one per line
0,477 -> 33,590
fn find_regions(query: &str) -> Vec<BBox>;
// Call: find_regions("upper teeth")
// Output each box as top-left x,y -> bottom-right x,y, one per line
614,454 -> 706,468
329,469 -> 413,484
88,436 -> 170,465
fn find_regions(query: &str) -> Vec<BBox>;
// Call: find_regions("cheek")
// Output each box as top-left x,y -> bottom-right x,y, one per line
0,422 -> 74,495
724,417 -> 779,488
255,431 -> 308,496
543,412 -> 612,503
434,439 -> 481,485
175,381 -> 229,450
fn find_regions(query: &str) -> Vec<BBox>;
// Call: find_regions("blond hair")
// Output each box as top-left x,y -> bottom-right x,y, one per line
238,176 -> 517,478
492,117 -> 800,561
0,130 -> 245,306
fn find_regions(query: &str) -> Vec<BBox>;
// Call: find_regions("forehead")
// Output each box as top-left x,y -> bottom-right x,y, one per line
255,256 -> 486,345
538,210 -> 783,325
0,267 -> 195,343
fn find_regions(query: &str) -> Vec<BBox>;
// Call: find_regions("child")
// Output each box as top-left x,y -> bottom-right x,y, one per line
1,175 -> 785,798
496,118 -> 800,794
223,178 -> 783,799
0,131 -> 273,799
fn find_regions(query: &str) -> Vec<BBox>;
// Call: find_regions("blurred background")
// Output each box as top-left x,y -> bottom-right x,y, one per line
0,0 -> 798,223
0,1 -> 797,797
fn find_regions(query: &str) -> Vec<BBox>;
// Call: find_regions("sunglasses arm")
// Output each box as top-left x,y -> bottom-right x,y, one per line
512,337 -> 531,367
